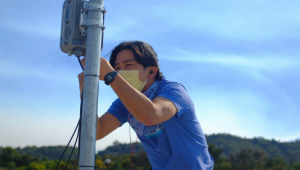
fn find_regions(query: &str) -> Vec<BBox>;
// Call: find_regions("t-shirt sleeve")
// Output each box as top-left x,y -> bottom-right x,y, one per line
156,82 -> 192,117
106,98 -> 128,126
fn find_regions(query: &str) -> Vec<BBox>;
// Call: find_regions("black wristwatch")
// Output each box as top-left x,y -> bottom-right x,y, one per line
104,71 -> 118,85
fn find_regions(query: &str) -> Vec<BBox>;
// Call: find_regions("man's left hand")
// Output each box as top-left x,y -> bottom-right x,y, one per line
99,57 -> 115,81
80,57 -> 115,81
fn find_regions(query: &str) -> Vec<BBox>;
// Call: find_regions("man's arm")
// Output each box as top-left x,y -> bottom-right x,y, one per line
96,113 -> 121,140
109,74 -> 178,126
78,71 -> 120,140
80,57 -> 178,132
95,57 -> 178,126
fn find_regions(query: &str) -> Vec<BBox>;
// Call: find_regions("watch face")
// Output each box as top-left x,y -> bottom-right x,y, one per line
105,71 -> 117,85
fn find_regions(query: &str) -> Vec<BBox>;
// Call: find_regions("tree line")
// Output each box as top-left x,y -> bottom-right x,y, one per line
0,146 -> 150,170
206,134 -> 300,163
1,133 -> 300,170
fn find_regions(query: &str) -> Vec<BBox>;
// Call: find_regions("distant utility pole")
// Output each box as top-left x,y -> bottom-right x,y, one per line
60,0 -> 105,169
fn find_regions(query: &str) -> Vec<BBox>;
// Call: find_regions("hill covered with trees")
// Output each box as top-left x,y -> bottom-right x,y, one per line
1,133 -> 300,170
97,134 -> 300,163
206,134 -> 300,163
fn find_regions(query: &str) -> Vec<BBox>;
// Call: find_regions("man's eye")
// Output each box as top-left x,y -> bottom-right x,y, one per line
115,68 -> 120,71
127,64 -> 132,67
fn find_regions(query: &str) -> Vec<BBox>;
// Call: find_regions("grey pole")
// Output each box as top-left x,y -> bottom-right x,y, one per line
79,0 -> 104,169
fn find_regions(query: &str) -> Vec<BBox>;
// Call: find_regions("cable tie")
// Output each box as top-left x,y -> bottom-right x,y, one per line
84,74 -> 99,77
79,165 -> 96,168
82,20 -> 105,29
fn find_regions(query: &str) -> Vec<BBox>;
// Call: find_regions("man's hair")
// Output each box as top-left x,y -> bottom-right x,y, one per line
109,41 -> 163,81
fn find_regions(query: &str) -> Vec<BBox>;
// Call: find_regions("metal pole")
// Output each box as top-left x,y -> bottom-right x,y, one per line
79,0 -> 104,169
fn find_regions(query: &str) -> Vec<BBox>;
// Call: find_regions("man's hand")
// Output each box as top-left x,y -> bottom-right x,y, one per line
79,57 -> 114,81
99,57 -> 115,80
78,57 -> 115,98
78,72 -> 84,99
78,58 -> 85,99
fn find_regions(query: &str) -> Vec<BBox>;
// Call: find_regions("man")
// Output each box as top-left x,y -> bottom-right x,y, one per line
78,41 -> 214,170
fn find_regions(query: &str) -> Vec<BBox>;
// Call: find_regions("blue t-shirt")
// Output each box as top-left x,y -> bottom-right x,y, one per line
107,77 -> 214,170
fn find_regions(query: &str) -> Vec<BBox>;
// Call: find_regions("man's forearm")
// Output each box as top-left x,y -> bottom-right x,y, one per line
109,75 -> 157,126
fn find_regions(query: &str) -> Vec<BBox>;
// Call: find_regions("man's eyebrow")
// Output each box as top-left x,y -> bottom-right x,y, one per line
114,59 -> 135,67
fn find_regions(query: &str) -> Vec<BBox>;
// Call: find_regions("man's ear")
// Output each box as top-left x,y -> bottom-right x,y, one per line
149,66 -> 159,79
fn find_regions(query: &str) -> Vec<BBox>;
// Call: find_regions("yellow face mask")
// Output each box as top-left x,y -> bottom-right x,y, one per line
118,68 -> 148,92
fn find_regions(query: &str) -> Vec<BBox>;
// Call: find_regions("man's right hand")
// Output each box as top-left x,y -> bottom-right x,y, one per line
77,58 -> 121,140
78,72 -> 84,99
78,58 -> 85,99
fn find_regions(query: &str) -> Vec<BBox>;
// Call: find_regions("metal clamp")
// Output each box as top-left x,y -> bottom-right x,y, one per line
82,20 -> 105,28
83,2 -> 106,13
80,2 -> 106,36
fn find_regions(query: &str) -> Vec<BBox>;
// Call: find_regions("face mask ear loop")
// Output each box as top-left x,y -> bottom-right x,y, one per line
144,74 -> 151,91
139,67 -> 149,73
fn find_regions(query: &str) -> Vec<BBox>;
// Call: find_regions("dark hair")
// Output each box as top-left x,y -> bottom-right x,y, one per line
109,41 -> 163,81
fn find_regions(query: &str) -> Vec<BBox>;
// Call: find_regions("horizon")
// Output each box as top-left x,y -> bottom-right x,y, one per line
2,132 -> 299,152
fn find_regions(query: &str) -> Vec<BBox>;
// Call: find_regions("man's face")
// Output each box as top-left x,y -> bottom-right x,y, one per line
114,49 -> 149,83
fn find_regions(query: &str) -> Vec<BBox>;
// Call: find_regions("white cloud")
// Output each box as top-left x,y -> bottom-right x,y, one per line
147,1 -> 300,41
163,49 -> 299,72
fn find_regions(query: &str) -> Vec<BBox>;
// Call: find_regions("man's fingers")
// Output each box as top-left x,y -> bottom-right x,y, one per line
78,72 -> 84,99
80,58 -> 86,67
78,72 -> 85,78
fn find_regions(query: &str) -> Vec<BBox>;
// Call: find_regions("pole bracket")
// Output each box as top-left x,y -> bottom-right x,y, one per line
80,2 -> 106,36
83,2 -> 106,13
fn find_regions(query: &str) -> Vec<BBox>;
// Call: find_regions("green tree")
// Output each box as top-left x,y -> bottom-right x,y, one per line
208,144 -> 222,162
0,147 -> 21,167
7,161 -> 16,170
24,162 -> 45,170
95,159 -> 104,169
42,160 -> 57,170
15,154 -> 36,167
265,157 -> 289,170
107,162 -> 122,170
208,144 -> 231,170
229,149 -> 268,170
292,162 -> 300,170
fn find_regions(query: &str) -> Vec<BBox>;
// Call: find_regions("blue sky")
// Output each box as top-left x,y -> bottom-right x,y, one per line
0,0 -> 299,151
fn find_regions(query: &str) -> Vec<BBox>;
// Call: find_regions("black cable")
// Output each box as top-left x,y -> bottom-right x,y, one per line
78,86 -> 98,169
55,58 -> 84,170
56,56 -> 100,169
65,130 -> 80,170
78,87 -> 84,160
55,120 -> 79,170
77,55 -> 84,162
77,56 -> 84,71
